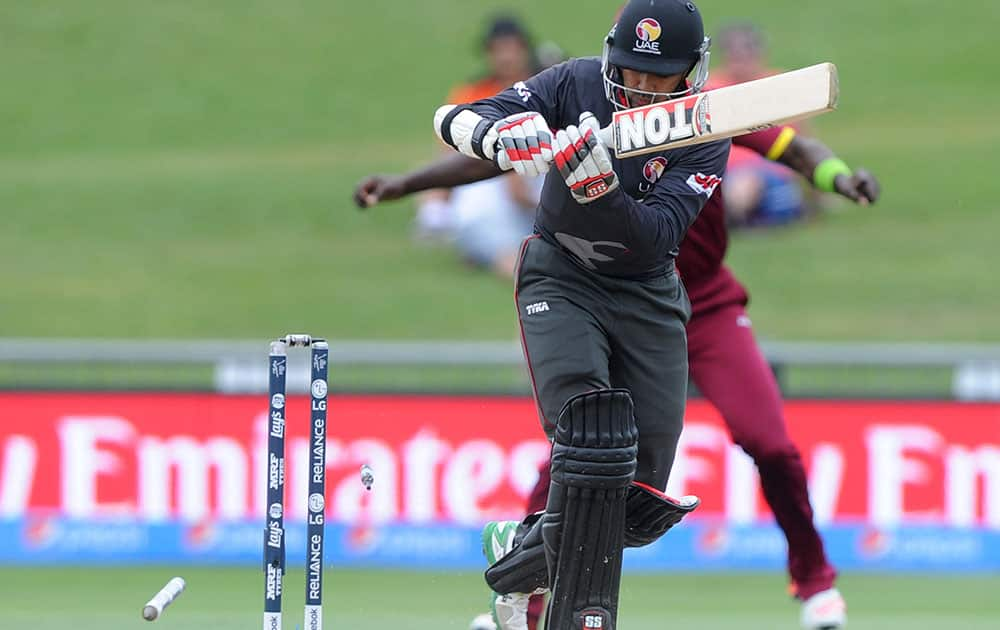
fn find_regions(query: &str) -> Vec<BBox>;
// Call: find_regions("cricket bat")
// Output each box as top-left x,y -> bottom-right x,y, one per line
598,62 -> 839,158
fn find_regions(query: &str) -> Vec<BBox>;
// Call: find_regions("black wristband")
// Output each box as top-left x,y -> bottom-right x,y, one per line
469,118 -> 494,160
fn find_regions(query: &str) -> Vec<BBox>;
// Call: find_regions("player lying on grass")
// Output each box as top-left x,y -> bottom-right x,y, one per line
356,3 -> 878,630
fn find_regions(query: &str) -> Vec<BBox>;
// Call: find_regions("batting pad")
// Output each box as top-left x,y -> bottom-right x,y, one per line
484,511 -> 549,595
542,389 -> 638,630
623,482 -> 700,547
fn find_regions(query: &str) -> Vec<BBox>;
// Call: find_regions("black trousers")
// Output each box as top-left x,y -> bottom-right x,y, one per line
514,235 -> 691,489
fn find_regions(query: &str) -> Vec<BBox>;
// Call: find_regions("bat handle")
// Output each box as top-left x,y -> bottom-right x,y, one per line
597,125 -> 614,151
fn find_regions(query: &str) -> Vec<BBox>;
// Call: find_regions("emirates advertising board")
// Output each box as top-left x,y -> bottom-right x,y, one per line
1,393 -> 998,571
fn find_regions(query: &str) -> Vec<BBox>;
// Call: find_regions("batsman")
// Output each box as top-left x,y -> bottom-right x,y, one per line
433,1 -> 724,628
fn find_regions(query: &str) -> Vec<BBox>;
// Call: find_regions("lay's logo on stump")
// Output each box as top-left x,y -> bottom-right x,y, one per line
634,18 -> 662,54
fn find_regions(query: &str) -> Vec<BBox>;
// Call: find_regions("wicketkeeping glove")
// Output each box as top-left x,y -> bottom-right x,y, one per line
553,111 -> 618,204
492,112 -> 554,177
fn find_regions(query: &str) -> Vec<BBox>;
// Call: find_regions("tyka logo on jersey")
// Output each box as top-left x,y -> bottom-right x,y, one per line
633,18 -> 662,55
554,232 -> 628,270
525,301 -> 550,316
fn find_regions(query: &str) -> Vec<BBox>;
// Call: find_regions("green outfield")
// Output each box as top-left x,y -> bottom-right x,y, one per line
7,567 -> 998,630
3,1 -> 998,341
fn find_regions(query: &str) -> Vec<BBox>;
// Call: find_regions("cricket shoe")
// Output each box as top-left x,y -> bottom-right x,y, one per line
800,588 -> 846,630
480,521 -> 531,630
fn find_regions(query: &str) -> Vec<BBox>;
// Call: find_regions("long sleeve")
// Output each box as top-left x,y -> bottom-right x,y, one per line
734,125 -> 795,159
588,139 -> 731,260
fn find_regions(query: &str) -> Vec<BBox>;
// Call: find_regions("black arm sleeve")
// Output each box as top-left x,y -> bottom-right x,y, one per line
593,140 -> 731,259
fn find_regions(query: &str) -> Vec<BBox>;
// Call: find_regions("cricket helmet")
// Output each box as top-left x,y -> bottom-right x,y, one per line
603,0 -> 712,109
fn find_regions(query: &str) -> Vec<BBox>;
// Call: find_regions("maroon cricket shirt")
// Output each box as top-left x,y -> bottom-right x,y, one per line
677,125 -> 791,318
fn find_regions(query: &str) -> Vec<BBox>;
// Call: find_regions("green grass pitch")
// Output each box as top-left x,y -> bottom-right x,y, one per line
5,567 -> 998,629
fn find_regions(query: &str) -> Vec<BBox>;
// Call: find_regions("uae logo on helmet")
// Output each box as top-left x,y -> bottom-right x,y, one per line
636,18 -> 662,41
643,156 -> 668,183
634,18 -> 662,54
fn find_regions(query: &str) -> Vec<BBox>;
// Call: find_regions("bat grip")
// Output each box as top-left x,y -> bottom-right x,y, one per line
597,125 -> 615,151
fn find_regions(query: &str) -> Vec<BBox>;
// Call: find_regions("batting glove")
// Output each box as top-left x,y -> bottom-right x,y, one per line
554,112 -> 618,204
492,112 -> 554,177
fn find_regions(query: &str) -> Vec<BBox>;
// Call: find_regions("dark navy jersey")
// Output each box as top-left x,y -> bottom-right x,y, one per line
470,57 -> 730,279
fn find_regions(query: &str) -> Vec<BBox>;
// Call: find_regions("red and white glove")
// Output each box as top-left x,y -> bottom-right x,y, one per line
493,112 -> 554,177
553,112 -> 618,204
